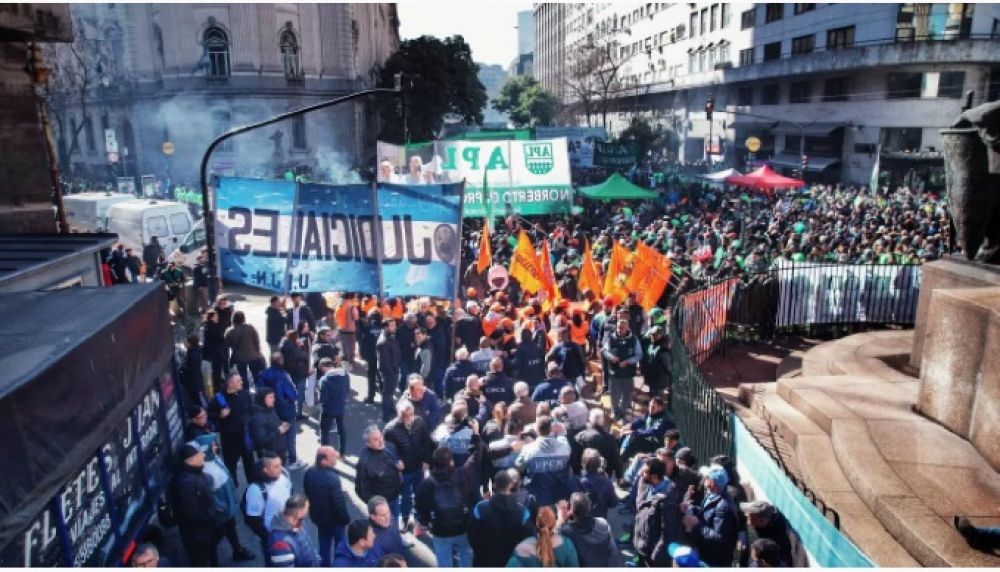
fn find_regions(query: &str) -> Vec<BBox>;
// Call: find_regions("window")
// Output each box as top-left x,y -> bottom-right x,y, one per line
203,26 -> 230,78
721,4 -> 731,28
146,216 -> 169,238
763,41 -> 782,62
689,51 -> 697,72
896,3 -> 974,41
880,127 -> 922,153
212,111 -> 233,152
280,29 -> 301,80
738,86 -> 753,106
823,77 -> 849,101
741,8 -> 756,29
789,81 -> 811,103
792,34 -> 814,55
762,84 -> 780,105
83,116 -> 96,152
690,12 -> 698,36
70,117 -> 79,153
793,3 -> 816,15
887,72 -> 923,99
739,47 -> 755,66
765,3 -> 784,23
938,71 -> 965,98
700,8 -> 707,35
170,212 -> 191,235
710,4 -> 718,31
718,44 -> 729,65
826,25 -> 855,49
292,115 -> 307,149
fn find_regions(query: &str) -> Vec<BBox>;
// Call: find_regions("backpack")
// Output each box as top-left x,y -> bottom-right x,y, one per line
241,481 -> 269,540
430,477 -> 468,534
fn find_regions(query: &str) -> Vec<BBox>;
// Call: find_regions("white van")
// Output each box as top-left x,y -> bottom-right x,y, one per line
63,192 -> 135,231
172,220 -> 207,270
106,199 -> 194,254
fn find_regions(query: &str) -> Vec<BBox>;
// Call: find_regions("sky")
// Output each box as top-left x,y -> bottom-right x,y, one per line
397,1 -> 533,67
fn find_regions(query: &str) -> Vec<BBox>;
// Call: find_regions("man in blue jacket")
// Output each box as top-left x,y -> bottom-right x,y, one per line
442,347 -> 478,401
333,519 -> 379,567
260,353 -> 301,467
317,357 -> 349,453
681,464 -> 739,567
303,447 -> 350,567
619,396 -> 674,461
268,495 -> 320,567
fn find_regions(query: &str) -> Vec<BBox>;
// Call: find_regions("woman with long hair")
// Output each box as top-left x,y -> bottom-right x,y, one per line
505,506 -> 579,567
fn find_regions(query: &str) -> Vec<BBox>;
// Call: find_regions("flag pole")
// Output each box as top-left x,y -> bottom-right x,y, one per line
450,179 -> 468,358
371,181 -> 385,301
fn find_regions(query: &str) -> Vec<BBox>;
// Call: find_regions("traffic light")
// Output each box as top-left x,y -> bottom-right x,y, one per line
705,98 -> 715,121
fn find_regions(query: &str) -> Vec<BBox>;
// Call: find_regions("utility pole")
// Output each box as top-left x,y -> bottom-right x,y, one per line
705,96 -> 715,163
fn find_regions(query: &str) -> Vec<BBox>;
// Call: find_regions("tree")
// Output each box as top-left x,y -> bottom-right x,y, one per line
492,76 -> 560,128
563,32 -> 633,128
615,117 -> 679,164
376,35 -> 488,143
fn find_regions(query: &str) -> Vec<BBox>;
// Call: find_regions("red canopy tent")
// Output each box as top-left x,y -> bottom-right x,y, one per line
724,165 -> 804,193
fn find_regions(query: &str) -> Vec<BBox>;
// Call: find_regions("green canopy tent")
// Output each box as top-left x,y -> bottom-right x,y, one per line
577,172 -> 658,201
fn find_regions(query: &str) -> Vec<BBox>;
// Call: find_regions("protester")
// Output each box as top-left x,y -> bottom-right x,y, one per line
511,328 -> 546,390
505,506 -> 579,567
207,372 -> 255,484
481,356 -> 515,407
632,457 -> 682,567
741,499 -> 799,567
268,495 -> 320,568
443,348 -> 478,400
248,387 -> 289,461
225,311 -> 266,392
260,352 -> 301,468
384,400 -> 433,529
172,442 -> 222,567
556,492 -> 624,567
531,362 -> 571,406
244,452 -> 293,554
333,520 -> 379,567
355,426 -> 404,517
453,374 -> 492,425
749,538 -> 784,567
401,374 -> 442,429
681,464 -> 740,567
202,309 -> 228,388
515,415 -> 574,508
576,448 -> 617,519
508,381 -> 537,428
572,408 -> 622,478
193,434 -> 255,562
414,447 -> 475,567
317,356 -> 349,452
376,317 -> 403,421
602,318 -> 642,420
265,296 -> 287,355
467,468 -> 535,567
619,396 -> 673,461
303,447 -> 351,567
129,544 -> 160,568
368,496 -> 411,561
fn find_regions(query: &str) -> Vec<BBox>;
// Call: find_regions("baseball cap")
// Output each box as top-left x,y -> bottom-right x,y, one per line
699,464 -> 730,488
668,543 -> 706,567
649,307 -> 666,324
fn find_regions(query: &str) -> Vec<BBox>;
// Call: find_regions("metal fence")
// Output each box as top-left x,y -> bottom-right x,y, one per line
667,262 -> 924,522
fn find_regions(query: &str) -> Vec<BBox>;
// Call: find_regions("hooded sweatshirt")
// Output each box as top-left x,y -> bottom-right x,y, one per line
559,516 -> 623,567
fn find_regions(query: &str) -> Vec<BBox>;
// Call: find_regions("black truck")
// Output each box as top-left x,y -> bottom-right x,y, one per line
0,284 -> 183,567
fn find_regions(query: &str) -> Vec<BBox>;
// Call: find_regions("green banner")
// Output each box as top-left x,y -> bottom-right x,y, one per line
594,142 -> 637,168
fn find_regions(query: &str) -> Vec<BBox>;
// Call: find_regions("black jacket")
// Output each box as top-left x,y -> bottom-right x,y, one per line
202,321 -> 227,362
376,331 -> 402,380
443,359 -> 478,400
690,492 -> 740,567
279,339 -> 310,380
481,371 -> 514,406
572,426 -> 623,478
396,325 -> 417,367
383,417 -> 433,473
303,465 -> 351,529
248,403 -> 286,456
752,510 -> 796,567
284,304 -> 316,332
207,388 -> 253,439
467,494 -> 534,568
454,316 -> 483,353
633,480 -> 682,566
265,306 -> 287,345
511,342 -> 546,387
172,464 -> 219,532
559,516 -> 624,568
355,446 -> 402,503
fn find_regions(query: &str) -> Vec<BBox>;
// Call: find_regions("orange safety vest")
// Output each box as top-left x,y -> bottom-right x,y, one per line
570,320 -> 589,347
482,314 -> 501,337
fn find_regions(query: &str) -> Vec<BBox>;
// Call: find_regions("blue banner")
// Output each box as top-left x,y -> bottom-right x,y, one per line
215,177 -> 463,297
216,177 -> 297,292
376,182 -> 463,299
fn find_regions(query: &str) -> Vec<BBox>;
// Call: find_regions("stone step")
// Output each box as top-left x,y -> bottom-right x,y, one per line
751,386 -> 825,450
775,351 -> 804,380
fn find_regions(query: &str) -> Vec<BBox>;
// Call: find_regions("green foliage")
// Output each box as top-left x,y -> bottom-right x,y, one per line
492,76 -> 560,128
615,117 -> 681,162
376,35 -> 488,143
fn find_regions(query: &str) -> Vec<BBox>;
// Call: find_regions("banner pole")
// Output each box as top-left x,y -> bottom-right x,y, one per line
371,181 -> 385,301
450,179 -> 468,358
283,181 -> 300,296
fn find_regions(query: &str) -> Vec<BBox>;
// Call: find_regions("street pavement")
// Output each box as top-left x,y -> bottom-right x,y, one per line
160,284 -> 631,567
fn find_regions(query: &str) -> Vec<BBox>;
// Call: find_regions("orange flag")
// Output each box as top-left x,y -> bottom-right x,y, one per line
509,230 -> 544,294
477,220 -> 492,273
540,239 -> 561,310
578,239 -> 602,296
629,243 -> 672,310
602,241 -> 630,305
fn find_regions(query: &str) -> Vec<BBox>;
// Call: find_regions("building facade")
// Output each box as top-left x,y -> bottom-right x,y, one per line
534,3 -> 568,100
540,2 -> 1000,187
48,3 -> 399,186
479,63 -> 510,127
509,9 -> 534,78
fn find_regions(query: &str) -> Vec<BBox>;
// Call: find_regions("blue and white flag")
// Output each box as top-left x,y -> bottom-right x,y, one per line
376,181 -> 464,300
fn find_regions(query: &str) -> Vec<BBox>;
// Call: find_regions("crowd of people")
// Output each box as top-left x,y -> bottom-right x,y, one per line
146,159 -> 963,569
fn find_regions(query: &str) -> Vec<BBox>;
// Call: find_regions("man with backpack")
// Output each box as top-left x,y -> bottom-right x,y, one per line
303,447 -> 351,567
193,434 -> 255,562
633,458 -> 682,567
172,442 -> 224,567
414,447 -> 475,567
557,492 -> 624,567
243,452 -> 293,561
467,468 -> 535,567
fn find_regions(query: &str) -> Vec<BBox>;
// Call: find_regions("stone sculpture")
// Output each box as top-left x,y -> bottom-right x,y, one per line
940,92 -> 1000,264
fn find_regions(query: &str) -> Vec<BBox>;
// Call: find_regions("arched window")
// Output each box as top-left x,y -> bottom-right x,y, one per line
203,26 -> 230,78
280,28 -> 301,80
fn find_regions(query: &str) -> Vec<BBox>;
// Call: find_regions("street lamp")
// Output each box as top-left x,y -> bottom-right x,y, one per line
26,42 -> 69,234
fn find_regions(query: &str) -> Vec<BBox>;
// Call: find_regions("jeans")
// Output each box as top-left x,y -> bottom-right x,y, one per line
429,366 -> 446,398
294,377 -> 307,412
432,533 -> 472,567
340,331 -> 357,362
320,412 -> 347,453
235,358 -> 266,392
399,469 -> 424,523
285,420 -> 298,464
366,362 -> 380,401
609,375 -> 633,420
380,369 -> 398,423
316,525 -> 346,567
